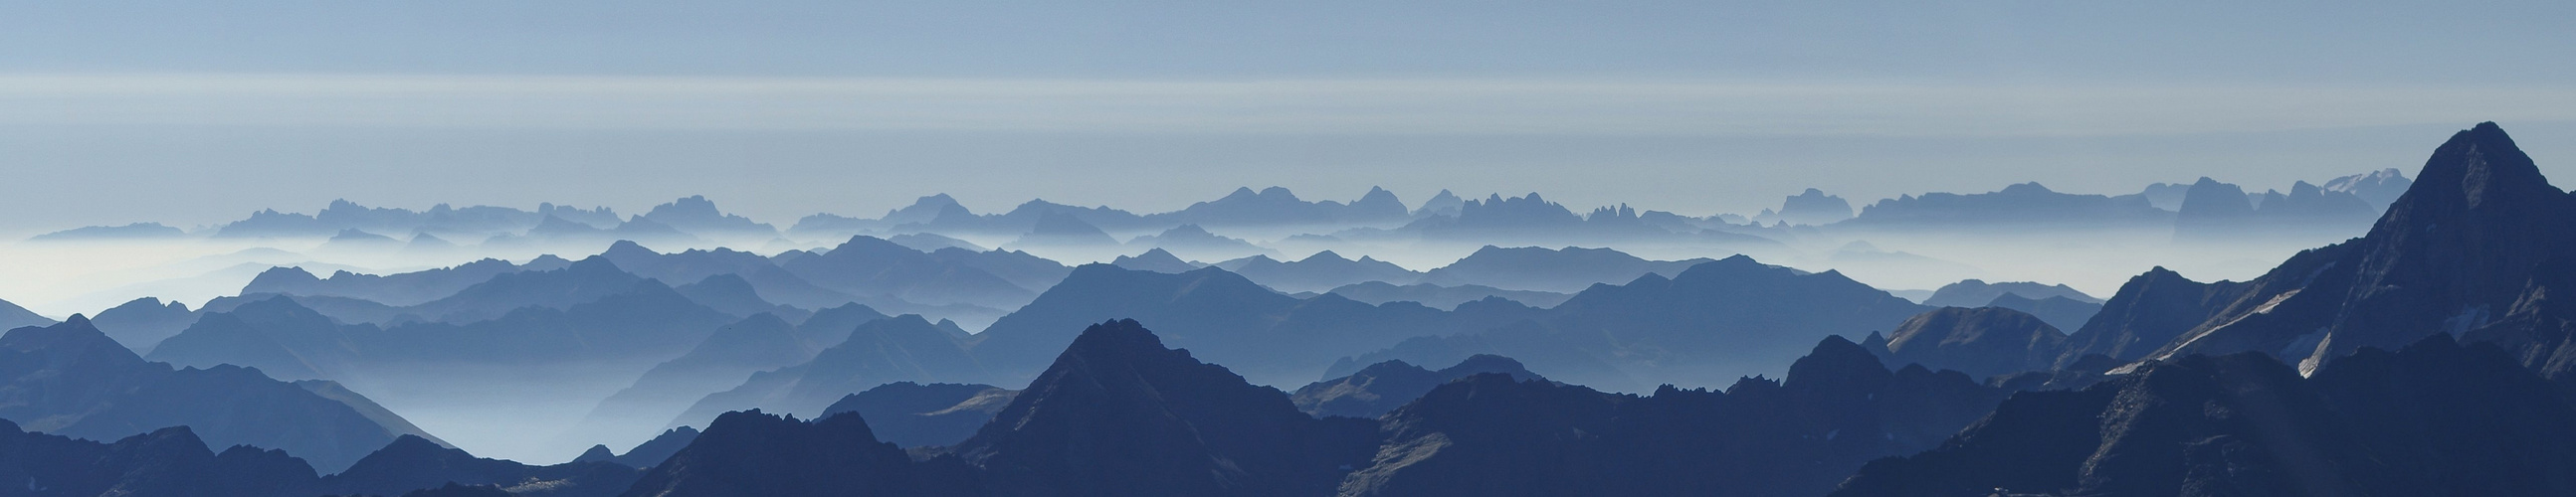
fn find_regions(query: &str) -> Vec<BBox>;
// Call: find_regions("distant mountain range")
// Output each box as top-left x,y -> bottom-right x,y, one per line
0,317 -> 441,472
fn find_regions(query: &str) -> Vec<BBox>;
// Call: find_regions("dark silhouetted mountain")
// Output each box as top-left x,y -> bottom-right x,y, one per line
1864,307 -> 2067,380
0,317 -> 441,472
1843,182 -> 2172,229
969,264 -> 1481,386
573,426 -> 699,469
2078,123 -> 2576,379
1984,292 -> 2101,332
0,297 -> 54,331
778,236 -> 1043,308
1339,255 -> 1930,391
90,297 -> 197,353
2325,167 -> 2414,210
1833,335 -> 2576,497
618,410 -> 981,497
27,222 -> 188,242
672,315 -> 992,427
316,435 -> 640,497
1290,355 -> 1544,419
2051,266 -> 2248,368
954,319 -> 1378,497
640,196 -> 777,239
1417,246 -> 1710,293
0,419 -> 320,497
1216,250 -> 1422,293
1323,281 -> 1572,310
1414,189 -> 1465,218
1108,248 -> 1201,273
1124,224 -> 1275,259
1752,188 -> 1855,226
244,256 -> 572,308
819,382 -> 1017,448
1339,337 -> 2007,497
1920,278 -> 2100,307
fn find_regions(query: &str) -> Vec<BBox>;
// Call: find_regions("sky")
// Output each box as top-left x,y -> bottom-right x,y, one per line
5,1 -> 2576,236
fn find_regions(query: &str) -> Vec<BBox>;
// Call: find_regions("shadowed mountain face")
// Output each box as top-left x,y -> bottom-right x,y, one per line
1417,246 -> 1711,293
953,319 -> 1380,497
0,298 -> 56,332
617,410 -> 981,497
150,280 -> 738,380
779,236 -> 1064,309
968,264 -> 1475,386
317,435 -> 641,497
1921,279 -> 2100,307
670,315 -> 994,427
820,382 -> 1017,448
1863,306 -> 2067,380
573,426 -> 700,470
1339,255 -> 1931,391
1982,293 -> 2102,333
2070,123 -> 2576,379
242,256 -> 571,308
1336,336 -> 2008,497
1833,336 -> 2576,497
0,419 -> 319,497
1321,281 -> 1572,310
1290,355 -> 1545,419
1216,250 -> 1423,294
0,317 -> 441,473
90,297 -> 200,353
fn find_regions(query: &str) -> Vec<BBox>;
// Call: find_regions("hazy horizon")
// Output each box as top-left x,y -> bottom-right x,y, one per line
8,2 -> 2576,236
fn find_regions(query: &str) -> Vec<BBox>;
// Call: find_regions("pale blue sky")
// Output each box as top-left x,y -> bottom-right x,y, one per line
4,1 -> 2574,234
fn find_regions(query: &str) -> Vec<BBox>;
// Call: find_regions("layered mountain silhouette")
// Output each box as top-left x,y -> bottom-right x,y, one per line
1920,278 -> 2099,308
1843,182 -> 2173,229
0,317 -> 442,472
1340,337 -> 2006,497
2067,123 -> 2576,379
1320,281 -> 1572,310
1862,306 -> 2067,380
1983,292 -> 2101,332
819,382 -> 1016,448
27,222 -> 188,241
573,426 -> 699,469
1290,355 -> 1544,418
1752,188 -> 1855,226
616,410 -> 981,497
1417,246 -> 1710,293
1338,255 -> 1930,391
1106,248 -> 1202,273
1835,335 -> 2576,497
0,297 -> 55,331
670,315 -> 993,427
1215,250 -> 1422,293
966,264 -> 1489,386
89,297 -> 198,353
951,319 -> 1379,497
